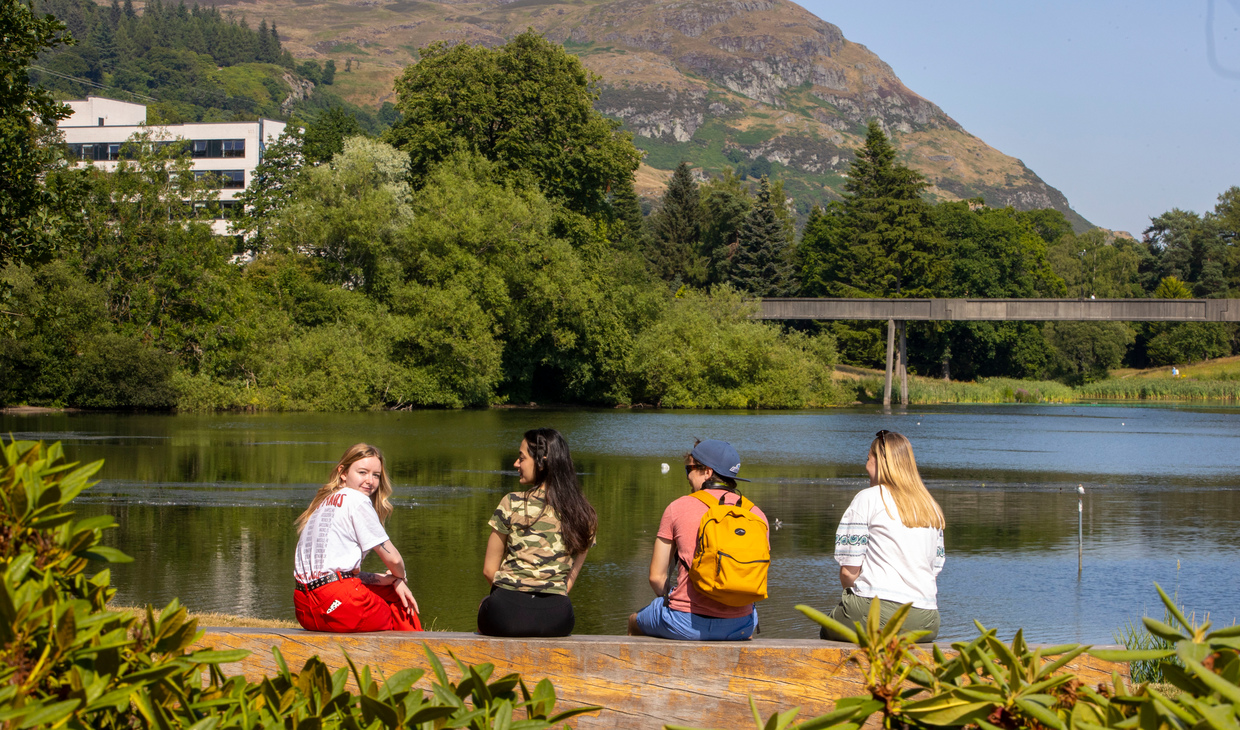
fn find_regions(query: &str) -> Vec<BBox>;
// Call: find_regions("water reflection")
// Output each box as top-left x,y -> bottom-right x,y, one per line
9,404 -> 1239,643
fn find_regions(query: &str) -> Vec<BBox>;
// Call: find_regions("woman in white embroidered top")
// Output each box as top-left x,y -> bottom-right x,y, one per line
821,430 -> 944,642
293,443 -> 422,632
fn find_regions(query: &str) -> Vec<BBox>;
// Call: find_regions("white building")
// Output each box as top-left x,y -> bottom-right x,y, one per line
59,97 -> 286,235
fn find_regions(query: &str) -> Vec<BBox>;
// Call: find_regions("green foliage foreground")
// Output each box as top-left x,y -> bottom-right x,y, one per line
0,438 -> 599,728
670,589 -> 1240,730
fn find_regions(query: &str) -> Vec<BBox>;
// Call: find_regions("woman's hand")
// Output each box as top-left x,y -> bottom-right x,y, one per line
391,575 -> 419,616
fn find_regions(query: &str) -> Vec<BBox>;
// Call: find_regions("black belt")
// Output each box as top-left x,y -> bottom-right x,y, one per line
295,571 -> 355,592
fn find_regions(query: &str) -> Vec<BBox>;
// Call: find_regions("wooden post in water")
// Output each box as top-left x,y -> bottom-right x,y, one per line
884,319 -> 895,406
899,320 -> 909,406
1077,485 -> 1084,575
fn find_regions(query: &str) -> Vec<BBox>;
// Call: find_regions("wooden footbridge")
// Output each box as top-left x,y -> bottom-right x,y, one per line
757,298 -> 1240,406
196,629 -> 1125,729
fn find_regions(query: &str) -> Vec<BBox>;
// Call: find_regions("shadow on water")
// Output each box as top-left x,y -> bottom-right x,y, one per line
11,404 -> 1240,642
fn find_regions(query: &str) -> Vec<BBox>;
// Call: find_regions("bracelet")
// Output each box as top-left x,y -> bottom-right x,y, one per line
393,575 -> 406,585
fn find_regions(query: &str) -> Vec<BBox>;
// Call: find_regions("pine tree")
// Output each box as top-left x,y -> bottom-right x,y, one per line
108,0 -> 122,28
122,0 -> 136,19
845,121 -> 943,296
610,178 -> 647,251
257,19 -> 273,62
647,161 -> 703,284
730,177 -> 797,297
91,21 -> 118,64
321,59 -> 336,85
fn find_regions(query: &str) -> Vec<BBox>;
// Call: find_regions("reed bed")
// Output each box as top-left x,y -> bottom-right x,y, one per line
852,376 -> 1074,404
1076,378 -> 1240,401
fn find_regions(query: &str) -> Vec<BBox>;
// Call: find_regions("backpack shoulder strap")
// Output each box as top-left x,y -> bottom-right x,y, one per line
690,489 -> 752,511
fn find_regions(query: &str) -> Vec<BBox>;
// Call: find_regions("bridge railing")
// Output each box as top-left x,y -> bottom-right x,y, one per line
756,298 -> 1240,322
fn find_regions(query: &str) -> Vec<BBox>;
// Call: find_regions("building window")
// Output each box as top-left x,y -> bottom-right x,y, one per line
107,144 -> 121,161
193,200 -> 242,220
194,170 -> 245,189
192,139 -> 246,158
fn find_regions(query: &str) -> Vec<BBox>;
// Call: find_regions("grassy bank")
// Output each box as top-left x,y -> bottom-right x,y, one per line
836,356 -> 1240,405
837,370 -> 1075,405
109,605 -> 298,629
1076,378 -> 1240,401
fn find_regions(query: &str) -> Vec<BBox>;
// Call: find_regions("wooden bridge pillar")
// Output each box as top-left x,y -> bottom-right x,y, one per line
883,320 -> 908,407
884,319 -> 895,405
899,320 -> 908,406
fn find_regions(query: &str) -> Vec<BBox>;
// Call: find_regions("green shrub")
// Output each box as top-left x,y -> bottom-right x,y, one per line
627,286 -> 843,408
681,586 -> 1240,730
0,439 -> 597,728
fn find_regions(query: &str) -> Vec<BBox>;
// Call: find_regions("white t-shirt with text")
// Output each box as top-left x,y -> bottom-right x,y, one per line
294,488 -> 389,582
834,484 -> 945,610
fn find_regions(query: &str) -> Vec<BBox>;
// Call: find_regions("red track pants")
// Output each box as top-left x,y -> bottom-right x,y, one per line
294,577 -> 422,632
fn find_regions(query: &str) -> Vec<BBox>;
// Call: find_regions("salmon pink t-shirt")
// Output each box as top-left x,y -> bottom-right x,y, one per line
658,488 -> 768,618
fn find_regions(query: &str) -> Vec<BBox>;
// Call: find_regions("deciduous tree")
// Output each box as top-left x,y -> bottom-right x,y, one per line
386,31 -> 640,218
0,0 -> 74,267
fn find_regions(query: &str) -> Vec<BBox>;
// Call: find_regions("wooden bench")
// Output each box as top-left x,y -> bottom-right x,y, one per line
197,629 -> 1126,729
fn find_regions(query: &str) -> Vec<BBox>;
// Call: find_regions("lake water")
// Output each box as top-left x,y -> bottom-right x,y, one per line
10,404 -> 1240,643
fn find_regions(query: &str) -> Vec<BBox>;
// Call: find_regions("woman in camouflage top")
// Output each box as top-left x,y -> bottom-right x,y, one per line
478,428 -> 598,637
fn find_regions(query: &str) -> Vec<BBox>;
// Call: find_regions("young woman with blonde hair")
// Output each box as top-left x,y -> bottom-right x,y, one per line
293,443 -> 422,632
821,430 -> 944,641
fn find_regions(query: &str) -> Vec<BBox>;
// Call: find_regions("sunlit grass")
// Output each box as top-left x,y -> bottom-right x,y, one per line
1077,378 -> 1240,401
848,374 -> 1074,404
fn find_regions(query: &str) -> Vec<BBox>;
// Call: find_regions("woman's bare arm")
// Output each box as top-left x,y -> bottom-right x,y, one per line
482,530 -> 508,584
839,565 -> 861,589
566,549 -> 589,593
360,539 -> 419,615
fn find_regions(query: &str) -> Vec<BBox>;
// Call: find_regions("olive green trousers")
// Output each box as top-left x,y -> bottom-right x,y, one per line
818,588 -> 940,643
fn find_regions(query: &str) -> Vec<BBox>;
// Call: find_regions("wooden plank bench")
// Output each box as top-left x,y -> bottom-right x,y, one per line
196,629 -> 1126,729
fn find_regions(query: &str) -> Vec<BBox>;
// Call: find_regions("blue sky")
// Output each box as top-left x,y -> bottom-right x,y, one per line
798,0 -> 1240,236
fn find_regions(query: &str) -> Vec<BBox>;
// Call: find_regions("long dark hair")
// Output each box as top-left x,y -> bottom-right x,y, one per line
523,427 -> 597,555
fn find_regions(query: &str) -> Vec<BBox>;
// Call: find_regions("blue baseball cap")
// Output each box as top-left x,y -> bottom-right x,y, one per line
691,439 -> 750,482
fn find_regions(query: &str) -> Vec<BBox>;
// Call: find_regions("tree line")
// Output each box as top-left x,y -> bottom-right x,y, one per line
29,0 -> 392,129
3,4 -> 1238,410
632,122 -> 1240,385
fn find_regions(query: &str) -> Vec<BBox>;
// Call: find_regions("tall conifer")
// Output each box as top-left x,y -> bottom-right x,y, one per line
730,176 -> 797,296
838,120 -> 943,296
610,178 -> 647,251
648,161 -> 703,284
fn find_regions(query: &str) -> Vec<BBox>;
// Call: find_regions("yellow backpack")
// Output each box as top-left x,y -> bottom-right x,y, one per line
686,490 -> 770,606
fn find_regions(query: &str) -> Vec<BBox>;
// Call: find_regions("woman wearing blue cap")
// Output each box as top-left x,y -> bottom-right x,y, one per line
628,439 -> 769,640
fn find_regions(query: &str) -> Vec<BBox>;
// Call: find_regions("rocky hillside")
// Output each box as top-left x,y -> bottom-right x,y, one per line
210,0 -> 1092,229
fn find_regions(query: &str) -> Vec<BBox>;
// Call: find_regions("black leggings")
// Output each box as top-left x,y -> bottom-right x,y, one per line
477,585 -> 575,637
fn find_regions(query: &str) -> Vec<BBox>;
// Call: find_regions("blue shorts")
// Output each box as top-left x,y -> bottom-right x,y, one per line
633,597 -> 757,641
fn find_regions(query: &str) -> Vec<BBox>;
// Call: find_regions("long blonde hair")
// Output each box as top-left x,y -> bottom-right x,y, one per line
871,431 -> 944,530
295,443 -> 394,534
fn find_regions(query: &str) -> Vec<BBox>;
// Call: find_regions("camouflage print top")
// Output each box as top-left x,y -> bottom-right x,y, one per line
489,487 -> 587,595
